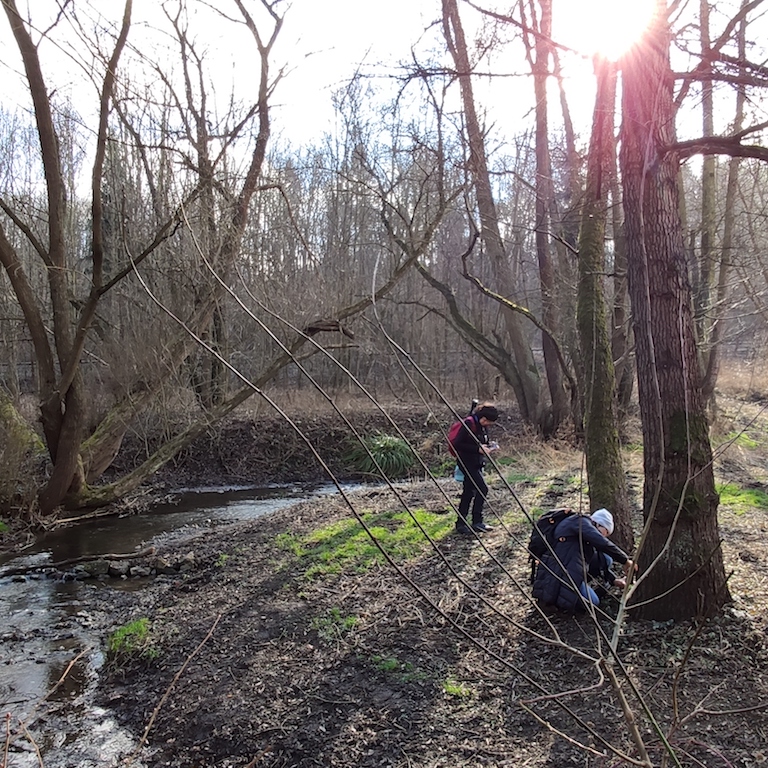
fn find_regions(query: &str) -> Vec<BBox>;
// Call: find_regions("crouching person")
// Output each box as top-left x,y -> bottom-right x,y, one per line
532,508 -> 634,612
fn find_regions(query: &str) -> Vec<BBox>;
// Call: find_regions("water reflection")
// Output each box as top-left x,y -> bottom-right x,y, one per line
0,483 -> 356,767
2,483 -> 351,567
1,577 -> 90,718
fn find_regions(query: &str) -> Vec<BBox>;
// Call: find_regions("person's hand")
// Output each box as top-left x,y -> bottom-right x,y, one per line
623,559 -> 637,575
614,577 -> 627,589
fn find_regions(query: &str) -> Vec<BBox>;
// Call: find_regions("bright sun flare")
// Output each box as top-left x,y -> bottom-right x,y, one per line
554,0 -> 657,61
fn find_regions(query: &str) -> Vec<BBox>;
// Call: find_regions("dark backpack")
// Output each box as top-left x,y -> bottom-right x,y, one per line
527,508 -> 574,583
448,416 -> 476,457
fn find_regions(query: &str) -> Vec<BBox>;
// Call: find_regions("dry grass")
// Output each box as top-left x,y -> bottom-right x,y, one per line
715,356 -> 768,399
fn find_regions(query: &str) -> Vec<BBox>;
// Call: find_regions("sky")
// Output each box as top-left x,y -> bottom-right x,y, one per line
1,1 -> 762,154
0,0 -> 435,146
270,0 -> 436,144
267,0 -> 606,145
236,0 -> 663,145
0,0 -> 608,149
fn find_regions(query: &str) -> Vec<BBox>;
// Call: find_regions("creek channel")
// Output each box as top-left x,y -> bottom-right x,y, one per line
0,482 -> 357,768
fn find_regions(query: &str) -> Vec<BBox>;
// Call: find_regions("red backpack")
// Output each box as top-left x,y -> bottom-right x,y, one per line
448,417 -> 476,457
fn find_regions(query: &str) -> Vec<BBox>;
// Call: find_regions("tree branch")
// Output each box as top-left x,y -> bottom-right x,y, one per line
671,136 -> 768,162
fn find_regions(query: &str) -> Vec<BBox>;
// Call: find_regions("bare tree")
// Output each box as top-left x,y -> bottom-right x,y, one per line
519,0 -> 569,431
0,0 -> 135,513
576,57 -> 632,552
441,0 -> 549,431
619,1 -> 730,620
699,0 -> 749,406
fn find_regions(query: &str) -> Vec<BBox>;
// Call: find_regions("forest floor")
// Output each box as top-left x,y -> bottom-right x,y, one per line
7,393 -> 768,767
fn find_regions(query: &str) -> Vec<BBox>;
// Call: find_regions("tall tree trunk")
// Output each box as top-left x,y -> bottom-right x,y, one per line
619,2 -> 730,620
551,44 -> 585,430
611,181 -> 634,416
531,0 -> 568,431
441,0 -> 545,431
695,0 -> 717,385
607,98 -> 634,416
577,57 -> 632,552
701,1 -> 748,404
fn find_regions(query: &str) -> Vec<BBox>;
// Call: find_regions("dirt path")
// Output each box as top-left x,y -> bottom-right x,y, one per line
4,401 -> 768,767
96,472 -> 768,768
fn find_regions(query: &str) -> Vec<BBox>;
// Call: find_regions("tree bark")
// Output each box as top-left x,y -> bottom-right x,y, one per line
619,2 -> 730,620
576,57 -> 632,553
441,0 -> 546,431
530,0 -> 569,432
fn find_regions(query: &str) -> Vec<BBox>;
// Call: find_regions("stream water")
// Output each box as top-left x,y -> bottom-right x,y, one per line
0,483 -> 350,768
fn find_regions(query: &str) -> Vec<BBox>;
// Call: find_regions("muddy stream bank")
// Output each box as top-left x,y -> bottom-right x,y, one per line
0,483 -> 363,768
0,405 -> 464,767
1,403 -> 767,768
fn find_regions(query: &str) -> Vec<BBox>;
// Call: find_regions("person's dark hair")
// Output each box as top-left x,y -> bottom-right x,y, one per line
475,404 -> 499,422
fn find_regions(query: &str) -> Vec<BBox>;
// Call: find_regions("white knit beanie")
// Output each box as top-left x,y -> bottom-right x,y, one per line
591,508 -> 614,535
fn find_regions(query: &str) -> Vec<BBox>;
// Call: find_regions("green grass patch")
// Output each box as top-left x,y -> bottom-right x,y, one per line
276,507 -> 454,579
721,431 -> 760,450
442,677 -> 473,699
372,655 -> 404,673
311,607 -> 358,643
717,482 -> 768,514
505,471 -> 538,484
434,458 -> 457,476
107,618 -> 158,661
0,520 -> 8,533
500,506 -> 534,528
274,532 -> 306,557
370,654 -> 427,683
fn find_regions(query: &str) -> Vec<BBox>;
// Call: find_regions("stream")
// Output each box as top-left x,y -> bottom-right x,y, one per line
0,483 -> 351,768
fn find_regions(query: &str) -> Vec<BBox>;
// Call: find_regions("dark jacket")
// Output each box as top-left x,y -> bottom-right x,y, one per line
532,514 -> 630,612
453,415 -> 488,470
589,550 -> 620,587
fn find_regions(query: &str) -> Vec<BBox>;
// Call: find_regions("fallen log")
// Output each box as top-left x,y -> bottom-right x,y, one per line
0,546 -> 157,578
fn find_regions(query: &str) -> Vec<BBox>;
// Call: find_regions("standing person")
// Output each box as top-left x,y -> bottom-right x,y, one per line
532,508 -> 634,611
453,403 -> 499,534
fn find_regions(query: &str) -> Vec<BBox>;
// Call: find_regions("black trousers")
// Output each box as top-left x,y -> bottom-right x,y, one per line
458,463 -> 487,525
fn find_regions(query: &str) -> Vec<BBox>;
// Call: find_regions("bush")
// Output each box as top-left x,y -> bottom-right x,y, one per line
344,432 -> 415,478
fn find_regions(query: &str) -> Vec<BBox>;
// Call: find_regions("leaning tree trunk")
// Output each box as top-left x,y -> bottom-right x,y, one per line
441,0 -> 546,431
619,2 -> 730,620
576,57 -> 633,553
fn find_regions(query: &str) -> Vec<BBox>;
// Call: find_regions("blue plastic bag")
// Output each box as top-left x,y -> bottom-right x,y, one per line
453,465 -> 464,482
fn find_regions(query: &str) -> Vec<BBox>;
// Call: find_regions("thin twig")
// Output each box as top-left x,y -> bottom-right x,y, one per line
3,712 -> 10,768
602,659 -> 653,768
518,700 -> 647,766
19,646 -> 92,729
20,721 -> 44,768
124,613 -> 222,766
